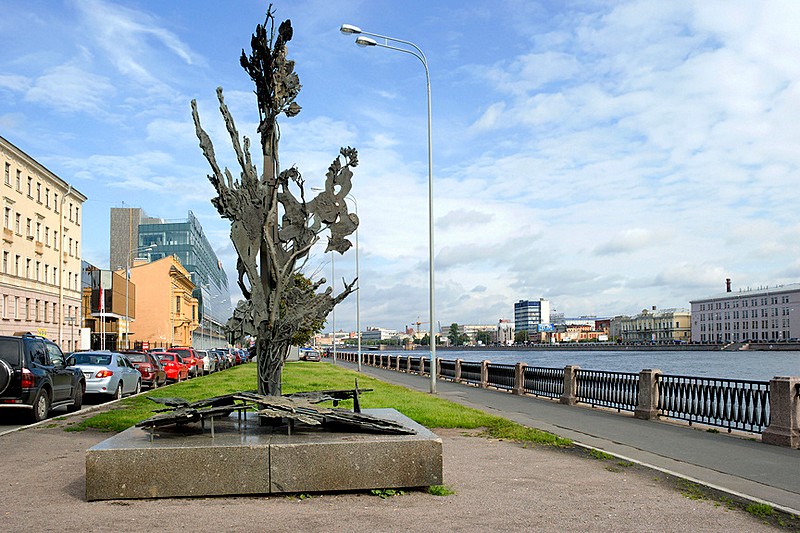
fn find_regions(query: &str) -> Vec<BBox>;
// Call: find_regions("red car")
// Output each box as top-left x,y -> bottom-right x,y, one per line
122,351 -> 167,389
167,347 -> 202,377
155,351 -> 189,382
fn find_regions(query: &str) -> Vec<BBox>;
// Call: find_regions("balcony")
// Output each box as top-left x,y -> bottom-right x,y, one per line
2,228 -> 12,243
35,241 -> 44,255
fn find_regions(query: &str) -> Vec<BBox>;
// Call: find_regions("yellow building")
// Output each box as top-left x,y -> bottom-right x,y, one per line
0,135 -> 86,351
127,255 -> 198,349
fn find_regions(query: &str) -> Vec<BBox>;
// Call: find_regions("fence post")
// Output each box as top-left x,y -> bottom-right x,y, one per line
406,356 -> 412,373
560,365 -> 580,405
395,356 -> 401,372
634,368 -> 662,420
481,360 -> 490,389
762,376 -> 800,448
513,362 -> 526,395
436,358 -> 441,379
455,359 -> 462,383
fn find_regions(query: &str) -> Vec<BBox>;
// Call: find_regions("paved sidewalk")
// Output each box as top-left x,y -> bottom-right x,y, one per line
338,360 -> 800,515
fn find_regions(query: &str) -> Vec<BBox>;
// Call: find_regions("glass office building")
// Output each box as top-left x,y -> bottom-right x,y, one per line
137,211 -> 231,348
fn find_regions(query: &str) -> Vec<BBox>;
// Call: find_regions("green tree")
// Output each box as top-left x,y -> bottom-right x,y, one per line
448,323 -> 462,346
514,330 -> 528,343
475,330 -> 492,345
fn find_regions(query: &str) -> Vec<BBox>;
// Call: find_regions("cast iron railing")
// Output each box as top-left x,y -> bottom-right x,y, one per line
657,375 -> 770,433
486,363 -> 516,391
333,352 -> 776,434
440,359 -> 457,381
576,369 -> 639,412
524,366 -> 564,398
459,361 -> 482,385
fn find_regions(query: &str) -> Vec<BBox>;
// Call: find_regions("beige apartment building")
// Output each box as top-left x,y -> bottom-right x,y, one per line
0,136 -> 86,350
610,307 -> 691,344
127,255 -> 198,349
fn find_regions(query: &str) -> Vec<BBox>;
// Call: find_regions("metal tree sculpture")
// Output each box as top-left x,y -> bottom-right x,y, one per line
191,8 -> 358,396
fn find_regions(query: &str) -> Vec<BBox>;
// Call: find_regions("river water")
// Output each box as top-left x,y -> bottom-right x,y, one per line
370,349 -> 800,382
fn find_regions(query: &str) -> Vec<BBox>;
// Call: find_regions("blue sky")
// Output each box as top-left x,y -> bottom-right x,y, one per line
2,0 -> 799,333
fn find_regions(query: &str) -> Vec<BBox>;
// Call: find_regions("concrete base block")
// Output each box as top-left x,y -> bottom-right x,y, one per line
86,408 -> 442,501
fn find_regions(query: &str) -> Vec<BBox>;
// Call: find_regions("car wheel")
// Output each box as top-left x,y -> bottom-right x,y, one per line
0,359 -> 12,395
66,382 -> 84,412
112,382 -> 123,400
134,379 -> 141,395
30,389 -> 50,423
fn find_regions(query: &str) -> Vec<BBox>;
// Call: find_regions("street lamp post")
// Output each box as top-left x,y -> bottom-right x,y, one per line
345,194 -> 361,372
340,24 -> 437,392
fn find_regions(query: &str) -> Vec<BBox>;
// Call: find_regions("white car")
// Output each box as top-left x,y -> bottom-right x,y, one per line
197,350 -> 216,374
68,351 -> 141,400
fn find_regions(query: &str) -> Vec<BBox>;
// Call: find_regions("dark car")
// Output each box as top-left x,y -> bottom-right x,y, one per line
0,334 -> 85,423
122,351 -> 167,389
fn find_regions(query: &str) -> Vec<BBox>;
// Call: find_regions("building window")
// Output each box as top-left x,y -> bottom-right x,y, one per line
36,183 -> 41,203
54,193 -> 58,212
35,261 -> 40,281
35,222 -> 41,242
14,213 -> 20,235
14,255 -> 19,276
3,163 -> 8,185
45,188 -> 50,208
25,258 -> 30,278
75,207 -> 80,225
54,231 -> 58,250
175,296 -> 181,313
69,202 -> 73,222
3,207 -> 9,229
26,177 -> 32,197
44,263 -> 48,284
14,296 -> 19,319
44,227 -> 49,246
1,251 -> 6,274
15,170 -> 20,191
26,218 -> 31,238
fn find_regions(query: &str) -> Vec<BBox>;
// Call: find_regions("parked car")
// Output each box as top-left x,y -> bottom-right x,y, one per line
68,351 -> 142,400
299,348 -> 321,362
197,350 -> 216,374
122,351 -> 167,389
212,350 -> 228,370
0,334 -> 85,422
167,347 -> 202,377
155,351 -> 189,382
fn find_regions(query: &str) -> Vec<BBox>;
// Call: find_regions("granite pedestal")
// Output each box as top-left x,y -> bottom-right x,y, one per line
85,408 -> 442,501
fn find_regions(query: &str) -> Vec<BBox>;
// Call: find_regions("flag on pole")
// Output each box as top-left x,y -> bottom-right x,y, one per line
98,286 -> 104,313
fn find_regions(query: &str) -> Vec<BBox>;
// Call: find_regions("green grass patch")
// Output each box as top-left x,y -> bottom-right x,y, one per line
588,449 -> 614,460
746,503 -> 774,518
369,488 -> 405,498
427,485 -> 455,496
67,361 -> 571,448
680,481 -> 707,501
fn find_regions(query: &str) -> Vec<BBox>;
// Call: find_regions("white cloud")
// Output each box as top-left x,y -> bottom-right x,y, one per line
25,63 -> 115,115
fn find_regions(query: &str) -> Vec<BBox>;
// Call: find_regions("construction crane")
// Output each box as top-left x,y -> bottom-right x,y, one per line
412,316 -> 429,338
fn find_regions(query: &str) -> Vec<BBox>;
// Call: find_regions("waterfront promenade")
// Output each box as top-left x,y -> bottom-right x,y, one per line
337,359 -> 800,515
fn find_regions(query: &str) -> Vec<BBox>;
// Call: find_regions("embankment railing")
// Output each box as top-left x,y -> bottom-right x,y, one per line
331,351 -> 791,441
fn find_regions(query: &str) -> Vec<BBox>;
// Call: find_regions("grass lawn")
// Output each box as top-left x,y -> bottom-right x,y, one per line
66,361 -> 571,447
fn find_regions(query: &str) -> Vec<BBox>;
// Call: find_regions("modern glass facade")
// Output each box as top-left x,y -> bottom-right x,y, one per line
514,299 -> 551,340
137,211 -> 231,348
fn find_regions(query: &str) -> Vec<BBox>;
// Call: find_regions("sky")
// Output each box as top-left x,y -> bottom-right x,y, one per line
1,0 -> 799,334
